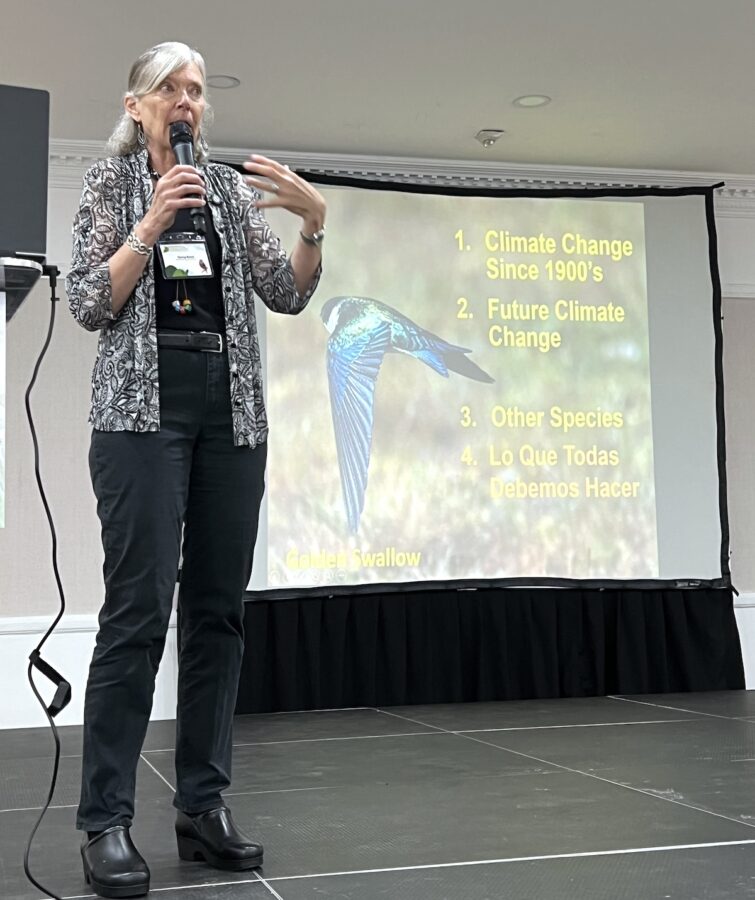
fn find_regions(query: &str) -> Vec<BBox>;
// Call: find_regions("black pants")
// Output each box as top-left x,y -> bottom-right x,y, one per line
77,348 -> 266,831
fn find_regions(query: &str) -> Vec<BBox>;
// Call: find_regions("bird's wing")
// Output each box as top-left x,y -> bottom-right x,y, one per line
327,318 -> 392,533
370,298 -> 495,383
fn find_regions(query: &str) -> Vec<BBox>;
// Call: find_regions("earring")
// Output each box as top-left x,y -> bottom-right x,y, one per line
198,133 -> 209,158
137,123 -> 146,147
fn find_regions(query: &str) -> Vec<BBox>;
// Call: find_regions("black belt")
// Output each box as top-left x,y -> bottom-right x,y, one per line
156,331 -> 224,353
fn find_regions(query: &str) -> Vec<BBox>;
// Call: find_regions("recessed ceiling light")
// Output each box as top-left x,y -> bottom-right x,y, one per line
474,129 -> 505,148
512,94 -> 551,108
206,75 -> 241,89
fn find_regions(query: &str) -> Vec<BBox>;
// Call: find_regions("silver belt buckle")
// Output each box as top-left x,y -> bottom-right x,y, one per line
200,331 -> 223,353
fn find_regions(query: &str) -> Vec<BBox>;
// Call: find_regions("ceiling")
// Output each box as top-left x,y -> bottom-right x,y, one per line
3,0 -> 755,176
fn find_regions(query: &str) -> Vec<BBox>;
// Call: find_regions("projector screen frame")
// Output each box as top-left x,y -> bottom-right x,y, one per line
221,166 -> 729,601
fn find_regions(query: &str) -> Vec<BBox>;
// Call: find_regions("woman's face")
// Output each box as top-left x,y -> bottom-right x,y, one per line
127,62 -> 206,154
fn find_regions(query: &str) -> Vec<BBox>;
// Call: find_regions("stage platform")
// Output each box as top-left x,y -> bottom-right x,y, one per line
2,691 -> 755,899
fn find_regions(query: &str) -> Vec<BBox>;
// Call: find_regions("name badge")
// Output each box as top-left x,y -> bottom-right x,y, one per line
156,233 -> 213,279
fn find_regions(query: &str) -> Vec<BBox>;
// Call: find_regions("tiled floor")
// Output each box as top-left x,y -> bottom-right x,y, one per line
3,692 -> 755,898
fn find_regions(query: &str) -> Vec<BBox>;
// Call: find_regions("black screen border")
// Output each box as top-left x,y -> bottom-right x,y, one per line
223,170 -> 728,601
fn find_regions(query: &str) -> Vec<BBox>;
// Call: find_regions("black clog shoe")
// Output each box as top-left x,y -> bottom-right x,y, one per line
81,825 -> 150,898
176,806 -> 263,870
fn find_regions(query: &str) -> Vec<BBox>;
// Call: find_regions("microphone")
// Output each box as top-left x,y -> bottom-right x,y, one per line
169,121 -> 206,235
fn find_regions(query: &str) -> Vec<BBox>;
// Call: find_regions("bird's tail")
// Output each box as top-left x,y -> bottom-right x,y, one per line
415,345 -> 494,383
443,348 -> 495,383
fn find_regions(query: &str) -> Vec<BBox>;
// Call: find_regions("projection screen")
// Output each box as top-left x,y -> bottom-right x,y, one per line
245,181 -> 726,598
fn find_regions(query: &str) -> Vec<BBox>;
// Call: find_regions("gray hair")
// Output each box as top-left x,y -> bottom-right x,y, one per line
106,41 -> 213,161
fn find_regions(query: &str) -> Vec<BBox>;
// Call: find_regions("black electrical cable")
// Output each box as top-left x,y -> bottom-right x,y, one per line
21,266 -> 72,900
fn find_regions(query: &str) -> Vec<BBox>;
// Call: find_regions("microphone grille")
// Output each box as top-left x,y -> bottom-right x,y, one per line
169,121 -> 193,145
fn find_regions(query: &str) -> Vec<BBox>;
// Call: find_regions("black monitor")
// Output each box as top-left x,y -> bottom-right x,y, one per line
0,84 -> 49,259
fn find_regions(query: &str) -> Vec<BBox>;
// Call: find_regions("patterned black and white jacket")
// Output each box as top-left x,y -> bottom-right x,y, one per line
66,149 -> 319,447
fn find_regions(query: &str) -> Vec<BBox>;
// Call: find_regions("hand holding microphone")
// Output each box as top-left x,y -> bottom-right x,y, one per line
169,121 -> 206,234
139,124 -> 206,242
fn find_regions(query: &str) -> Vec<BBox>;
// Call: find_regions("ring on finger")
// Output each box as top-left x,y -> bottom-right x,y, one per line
267,182 -> 279,193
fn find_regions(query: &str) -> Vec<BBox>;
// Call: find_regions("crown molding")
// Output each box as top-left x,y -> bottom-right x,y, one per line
722,283 -> 755,299
49,140 -> 106,188
50,139 -> 755,216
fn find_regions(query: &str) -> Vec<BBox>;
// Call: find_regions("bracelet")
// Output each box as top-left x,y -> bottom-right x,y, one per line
126,229 -> 153,256
299,226 -> 325,247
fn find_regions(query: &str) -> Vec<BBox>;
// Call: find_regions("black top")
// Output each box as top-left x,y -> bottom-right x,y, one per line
154,206 -> 225,335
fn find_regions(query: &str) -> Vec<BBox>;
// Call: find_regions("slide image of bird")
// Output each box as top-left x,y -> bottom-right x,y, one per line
321,296 -> 494,534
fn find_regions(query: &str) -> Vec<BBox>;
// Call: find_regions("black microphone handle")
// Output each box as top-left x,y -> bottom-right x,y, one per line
172,140 -> 206,235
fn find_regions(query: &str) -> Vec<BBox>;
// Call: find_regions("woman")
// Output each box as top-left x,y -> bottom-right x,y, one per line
66,41 -> 325,898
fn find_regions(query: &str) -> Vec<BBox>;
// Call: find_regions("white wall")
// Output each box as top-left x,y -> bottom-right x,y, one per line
0,615 -> 178,729
1,163 -> 111,728
2,149 -> 755,730
713,211 -> 755,687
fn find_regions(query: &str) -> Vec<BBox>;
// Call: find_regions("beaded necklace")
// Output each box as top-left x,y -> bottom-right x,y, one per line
149,167 -> 193,314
